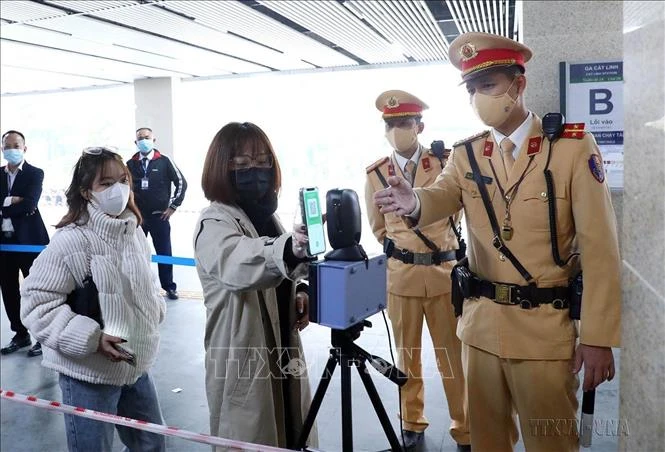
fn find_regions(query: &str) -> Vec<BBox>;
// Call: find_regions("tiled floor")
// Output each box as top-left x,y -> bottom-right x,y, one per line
1,296 -> 620,451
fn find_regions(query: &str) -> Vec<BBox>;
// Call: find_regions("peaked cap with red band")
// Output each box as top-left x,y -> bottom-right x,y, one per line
448,32 -> 533,82
375,89 -> 429,119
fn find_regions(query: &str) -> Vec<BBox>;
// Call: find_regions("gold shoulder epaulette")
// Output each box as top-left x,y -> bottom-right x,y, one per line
453,130 -> 490,147
365,156 -> 389,174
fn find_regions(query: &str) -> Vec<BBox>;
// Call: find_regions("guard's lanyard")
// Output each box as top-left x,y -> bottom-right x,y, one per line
488,156 -> 534,240
142,158 -> 150,178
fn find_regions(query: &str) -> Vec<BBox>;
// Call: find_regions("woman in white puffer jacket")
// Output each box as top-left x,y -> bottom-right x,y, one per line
21,146 -> 167,452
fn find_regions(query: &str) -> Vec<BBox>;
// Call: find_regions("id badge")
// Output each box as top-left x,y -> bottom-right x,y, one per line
141,178 -> 149,190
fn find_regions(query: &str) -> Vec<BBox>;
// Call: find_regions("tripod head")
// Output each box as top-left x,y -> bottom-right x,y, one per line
331,322 -> 408,387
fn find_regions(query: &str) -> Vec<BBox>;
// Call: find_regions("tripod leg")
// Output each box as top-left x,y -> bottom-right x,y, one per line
296,353 -> 338,449
341,354 -> 353,451
356,360 -> 403,452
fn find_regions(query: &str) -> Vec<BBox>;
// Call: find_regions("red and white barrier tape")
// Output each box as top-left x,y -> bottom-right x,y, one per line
0,389 -> 289,451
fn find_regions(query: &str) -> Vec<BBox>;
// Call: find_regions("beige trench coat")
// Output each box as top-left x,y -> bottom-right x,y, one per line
193,201 -> 317,450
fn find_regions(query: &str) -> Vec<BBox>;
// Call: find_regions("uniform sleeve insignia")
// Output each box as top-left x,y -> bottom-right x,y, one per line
365,156 -> 389,174
561,123 -> 586,139
588,154 -> 605,183
453,130 -> 490,148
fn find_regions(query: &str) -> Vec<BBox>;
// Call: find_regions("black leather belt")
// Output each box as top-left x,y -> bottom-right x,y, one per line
387,247 -> 456,266
470,277 -> 570,309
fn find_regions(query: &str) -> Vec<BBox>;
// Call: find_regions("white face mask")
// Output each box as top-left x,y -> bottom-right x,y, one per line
385,126 -> 418,153
471,79 -> 518,128
91,182 -> 130,217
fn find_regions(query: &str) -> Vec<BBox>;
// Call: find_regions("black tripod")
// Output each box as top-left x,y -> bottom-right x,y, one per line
296,321 -> 407,452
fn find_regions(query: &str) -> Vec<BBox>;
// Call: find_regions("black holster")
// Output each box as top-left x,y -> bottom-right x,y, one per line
383,238 -> 395,257
451,257 -> 473,317
455,238 -> 467,262
568,271 -> 583,320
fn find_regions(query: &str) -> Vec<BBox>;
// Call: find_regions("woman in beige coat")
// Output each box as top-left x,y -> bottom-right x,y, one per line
193,122 -> 317,450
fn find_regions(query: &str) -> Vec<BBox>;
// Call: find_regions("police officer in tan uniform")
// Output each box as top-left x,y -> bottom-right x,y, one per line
364,90 -> 470,451
373,34 -> 621,452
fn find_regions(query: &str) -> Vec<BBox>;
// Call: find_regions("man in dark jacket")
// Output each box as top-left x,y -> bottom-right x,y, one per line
0,130 -> 49,356
127,127 -> 187,300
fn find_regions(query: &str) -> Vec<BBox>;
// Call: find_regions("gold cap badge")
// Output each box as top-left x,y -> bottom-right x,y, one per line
460,42 -> 477,61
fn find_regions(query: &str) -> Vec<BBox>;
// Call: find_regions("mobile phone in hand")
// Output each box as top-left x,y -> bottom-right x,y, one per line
299,187 -> 326,256
113,343 -> 137,367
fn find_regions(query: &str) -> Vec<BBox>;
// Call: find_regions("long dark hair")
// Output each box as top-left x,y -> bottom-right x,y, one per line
56,149 -> 142,228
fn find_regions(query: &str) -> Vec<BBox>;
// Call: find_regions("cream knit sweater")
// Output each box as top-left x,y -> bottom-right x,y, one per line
21,203 -> 166,385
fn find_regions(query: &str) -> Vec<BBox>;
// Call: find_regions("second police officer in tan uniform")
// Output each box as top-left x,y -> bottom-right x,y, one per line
364,90 -> 470,451
374,34 -> 621,452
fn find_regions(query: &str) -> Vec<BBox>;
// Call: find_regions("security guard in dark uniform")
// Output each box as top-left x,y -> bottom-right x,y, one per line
373,33 -> 621,451
127,127 -> 187,300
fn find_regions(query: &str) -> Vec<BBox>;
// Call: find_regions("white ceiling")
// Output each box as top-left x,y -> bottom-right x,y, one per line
0,0 -> 520,95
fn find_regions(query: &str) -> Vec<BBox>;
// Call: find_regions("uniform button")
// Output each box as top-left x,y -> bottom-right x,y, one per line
540,191 -> 548,199
499,253 -> 506,261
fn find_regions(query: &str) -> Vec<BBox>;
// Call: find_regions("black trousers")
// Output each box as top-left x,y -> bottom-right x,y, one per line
141,214 -> 176,292
0,236 -> 39,336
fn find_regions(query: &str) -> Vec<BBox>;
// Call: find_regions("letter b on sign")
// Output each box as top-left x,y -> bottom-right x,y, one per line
590,89 -> 614,115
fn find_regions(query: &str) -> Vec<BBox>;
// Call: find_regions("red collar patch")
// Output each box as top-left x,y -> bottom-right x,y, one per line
388,164 -> 395,176
422,157 -> 431,171
527,137 -> 542,156
483,140 -> 493,157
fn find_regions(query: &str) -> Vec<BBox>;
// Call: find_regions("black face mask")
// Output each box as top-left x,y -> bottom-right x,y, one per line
233,167 -> 274,202
233,168 -> 278,228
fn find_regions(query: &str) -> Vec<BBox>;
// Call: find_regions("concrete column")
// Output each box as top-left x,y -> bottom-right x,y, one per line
133,77 -> 181,157
620,2 -> 665,451
521,1 -> 624,240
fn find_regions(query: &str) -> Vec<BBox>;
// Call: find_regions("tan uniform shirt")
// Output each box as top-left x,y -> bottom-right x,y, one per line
365,147 -> 463,297
415,115 -> 621,359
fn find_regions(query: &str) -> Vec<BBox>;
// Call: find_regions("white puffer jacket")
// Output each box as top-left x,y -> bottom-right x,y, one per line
21,203 -> 166,385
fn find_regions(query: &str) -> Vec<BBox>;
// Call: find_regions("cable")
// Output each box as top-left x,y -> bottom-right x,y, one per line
382,310 -> 405,450
544,139 -> 579,267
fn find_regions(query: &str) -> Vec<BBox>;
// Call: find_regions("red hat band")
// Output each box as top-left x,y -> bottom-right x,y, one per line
383,102 -> 423,118
461,48 -> 525,76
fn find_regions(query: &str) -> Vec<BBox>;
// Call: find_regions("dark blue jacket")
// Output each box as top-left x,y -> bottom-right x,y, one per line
0,161 -> 50,246
127,150 -> 187,216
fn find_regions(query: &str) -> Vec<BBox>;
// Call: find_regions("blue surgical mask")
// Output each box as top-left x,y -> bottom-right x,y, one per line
2,148 -> 24,166
136,139 -> 154,155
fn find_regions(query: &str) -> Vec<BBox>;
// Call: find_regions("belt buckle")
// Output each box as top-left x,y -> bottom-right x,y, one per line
413,253 -> 433,265
494,283 -> 513,304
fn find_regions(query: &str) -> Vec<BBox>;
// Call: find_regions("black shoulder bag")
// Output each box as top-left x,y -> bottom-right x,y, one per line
65,228 -> 103,328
